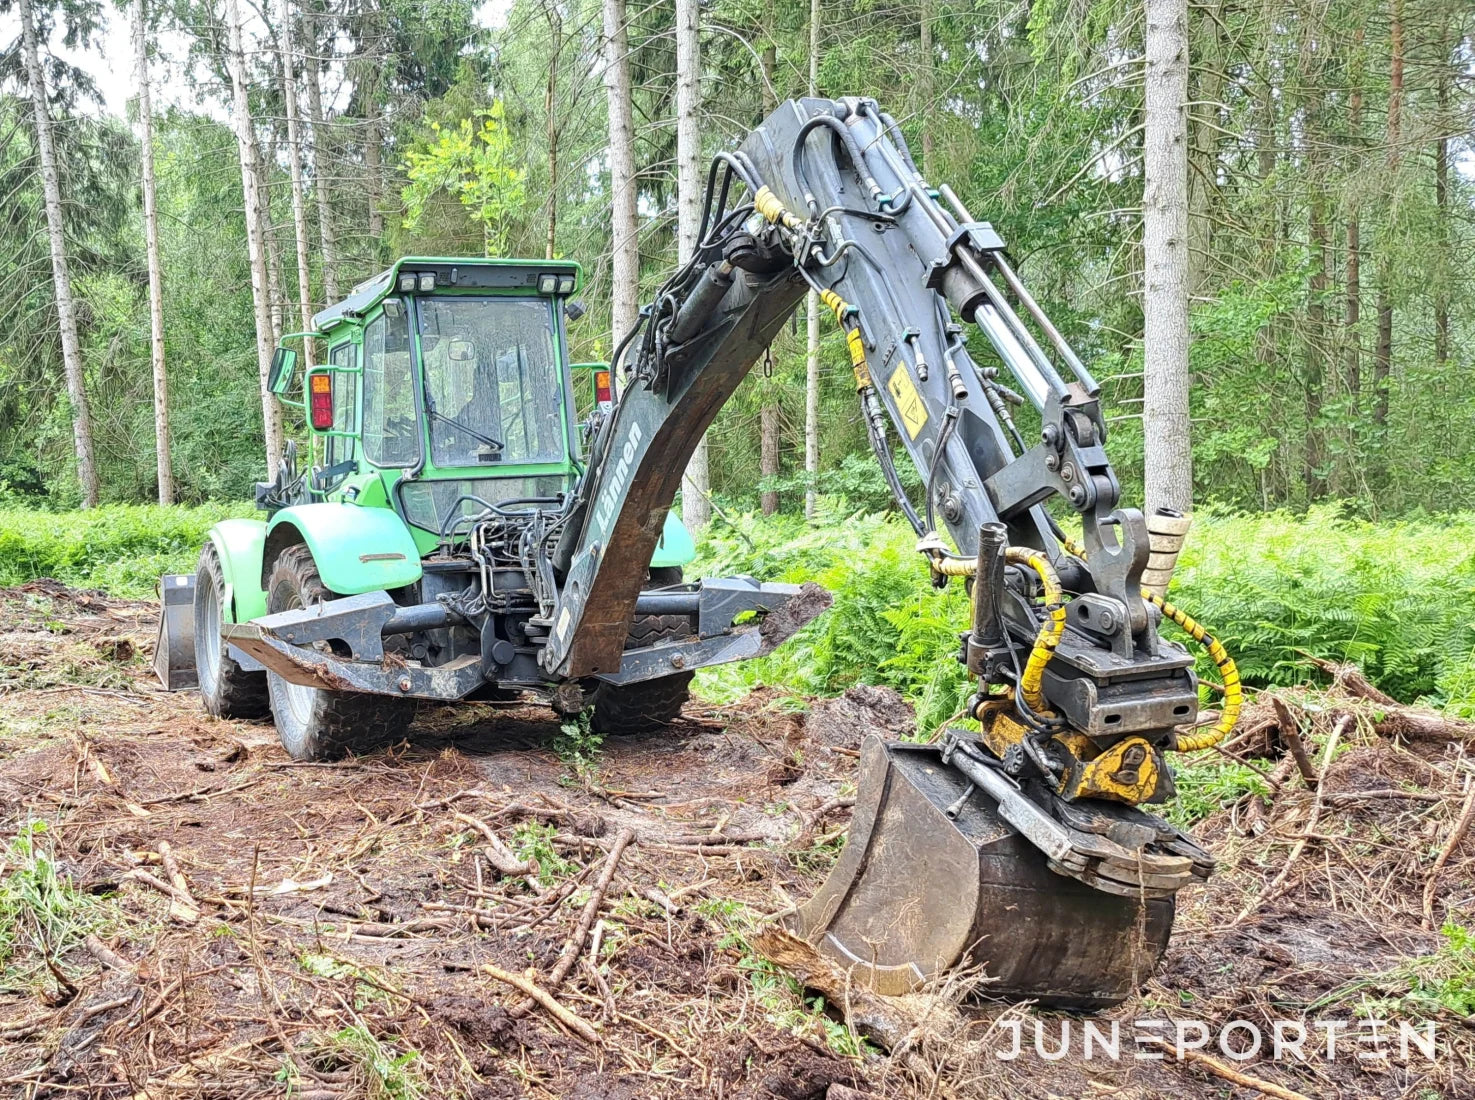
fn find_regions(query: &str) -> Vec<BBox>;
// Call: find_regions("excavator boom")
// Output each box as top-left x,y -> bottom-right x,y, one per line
546,96 -> 1235,1006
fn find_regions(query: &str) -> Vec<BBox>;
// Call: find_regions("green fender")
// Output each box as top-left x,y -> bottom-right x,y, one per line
206,518 -> 268,624
651,511 -> 696,569
262,503 -> 423,596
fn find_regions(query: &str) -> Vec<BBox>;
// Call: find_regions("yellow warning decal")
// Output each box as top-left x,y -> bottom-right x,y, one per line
887,363 -> 929,439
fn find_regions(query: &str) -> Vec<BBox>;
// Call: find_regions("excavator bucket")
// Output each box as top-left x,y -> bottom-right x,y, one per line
790,736 -> 1175,1010
153,574 -> 197,691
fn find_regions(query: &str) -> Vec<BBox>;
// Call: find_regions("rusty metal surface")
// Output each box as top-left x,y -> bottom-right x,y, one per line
791,736 -> 1177,1008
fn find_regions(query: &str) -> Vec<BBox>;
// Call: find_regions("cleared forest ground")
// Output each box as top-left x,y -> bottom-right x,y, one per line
0,581 -> 1471,1099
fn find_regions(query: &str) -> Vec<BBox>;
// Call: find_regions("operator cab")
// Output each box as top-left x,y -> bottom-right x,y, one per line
268,258 -> 587,548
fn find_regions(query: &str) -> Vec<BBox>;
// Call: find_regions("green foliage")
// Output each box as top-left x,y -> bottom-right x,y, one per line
0,502 -> 255,596
1167,506 -> 1475,708
306,1024 -> 426,1100
511,820 -> 577,886
553,711 -> 603,783
401,103 -> 526,255
1404,923 -> 1475,1018
693,503 -> 970,730
0,820 -> 118,988
1162,759 -> 1272,829
691,504 -> 1475,735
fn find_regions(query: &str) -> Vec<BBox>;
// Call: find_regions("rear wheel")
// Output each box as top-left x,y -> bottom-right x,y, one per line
193,543 -> 270,719
265,545 -> 414,760
590,567 -> 696,737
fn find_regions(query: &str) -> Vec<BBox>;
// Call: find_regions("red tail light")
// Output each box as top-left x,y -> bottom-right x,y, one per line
309,373 -> 334,430
594,369 -> 613,409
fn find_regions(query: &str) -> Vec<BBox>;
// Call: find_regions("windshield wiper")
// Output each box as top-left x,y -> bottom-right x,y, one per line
426,406 -> 504,454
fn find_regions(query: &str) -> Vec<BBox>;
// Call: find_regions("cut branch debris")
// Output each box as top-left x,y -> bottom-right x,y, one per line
482,964 -> 600,1044
1140,1037 -> 1313,1100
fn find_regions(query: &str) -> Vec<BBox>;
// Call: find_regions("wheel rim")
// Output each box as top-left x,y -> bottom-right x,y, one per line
271,590 -> 319,730
198,570 -> 221,696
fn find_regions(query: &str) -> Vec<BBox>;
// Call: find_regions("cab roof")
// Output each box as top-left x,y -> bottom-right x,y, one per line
312,256 -> 583,333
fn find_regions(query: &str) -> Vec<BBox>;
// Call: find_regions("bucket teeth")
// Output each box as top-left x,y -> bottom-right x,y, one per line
789,732 -> 1211,1008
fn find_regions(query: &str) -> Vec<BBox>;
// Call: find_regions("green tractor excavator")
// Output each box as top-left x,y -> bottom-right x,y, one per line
158,96 -> 1239,1010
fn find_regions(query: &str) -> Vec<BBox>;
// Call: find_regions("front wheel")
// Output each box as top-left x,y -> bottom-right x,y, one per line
265,545 -> 414,760
589,567 -> 695,737
193,543 -> 270,719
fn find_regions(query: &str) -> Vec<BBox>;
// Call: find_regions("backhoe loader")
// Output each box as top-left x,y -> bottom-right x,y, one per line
157,96 -> 1238,1009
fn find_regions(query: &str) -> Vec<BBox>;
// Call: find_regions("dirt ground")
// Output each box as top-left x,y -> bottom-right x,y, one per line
0,581 -> 1471,1099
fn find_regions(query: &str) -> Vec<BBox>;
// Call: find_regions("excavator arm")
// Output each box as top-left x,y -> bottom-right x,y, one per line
548,97 -> 1238,1007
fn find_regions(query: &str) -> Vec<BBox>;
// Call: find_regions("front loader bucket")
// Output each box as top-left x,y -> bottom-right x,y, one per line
790,736 -> 1173,1010
153,574 -> 197,691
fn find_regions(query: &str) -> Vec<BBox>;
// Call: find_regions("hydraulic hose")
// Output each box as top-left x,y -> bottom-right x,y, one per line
927,545 -> 1065,714
791,113 -> 883,214
1057,533 -> 1242,751
1146,592 -> 1243,752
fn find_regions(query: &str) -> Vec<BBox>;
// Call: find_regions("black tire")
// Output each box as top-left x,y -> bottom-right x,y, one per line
193,543 -> 270,719
264,545 -> 414,761
590,567 -> 696,737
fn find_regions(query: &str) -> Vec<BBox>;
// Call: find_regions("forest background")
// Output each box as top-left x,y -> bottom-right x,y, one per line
3,0 -> 1475,723
1,0 -> 1471,514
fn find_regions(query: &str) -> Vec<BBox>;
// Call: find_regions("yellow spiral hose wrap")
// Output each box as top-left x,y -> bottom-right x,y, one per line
925,544 -> 1064,715
1057,533 -> 1241,751
1144,593 -> 1243,751
1002,548 -> 1066,714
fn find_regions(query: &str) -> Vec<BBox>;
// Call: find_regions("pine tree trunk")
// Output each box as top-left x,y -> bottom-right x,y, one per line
543,0 -> 563,261
1141,0 -> 1192,514
760,400 -> 780,515
1374,0 -> 1402,431
1186,0 -> 1222,298
279,0 -> 315,363
225,0 -> 286,475
1300,13 -> 1327,500
303,20 -> 339,304
20,0 -> 100,507
257,138 -> 286,349
675,0 -> 710,535
135,0 -> 172,504
1345,26 -> 1363,403
804,0 -> 821,523
1306,189 -> 1328,500
758,18 -> 780,517
364,103 -> 383,243
603,0 -> 638,361
918,0 -> 934,174
1434,66 -> 1450,367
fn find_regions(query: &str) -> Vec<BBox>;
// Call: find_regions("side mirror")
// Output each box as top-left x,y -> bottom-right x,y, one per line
564,299 -> 587,322
268,347 -> 298,395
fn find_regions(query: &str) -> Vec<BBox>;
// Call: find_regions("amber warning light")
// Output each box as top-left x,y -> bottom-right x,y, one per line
309,374 -> 334,430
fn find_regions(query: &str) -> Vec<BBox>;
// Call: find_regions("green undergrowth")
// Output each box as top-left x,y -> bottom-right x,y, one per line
1316,923 -> 1475,1020
0,502 -> 255,597
9,498 -> 1475,719
692,502 -> 971,731
694,501 -> 1475,723
299,1023 -> 427,1100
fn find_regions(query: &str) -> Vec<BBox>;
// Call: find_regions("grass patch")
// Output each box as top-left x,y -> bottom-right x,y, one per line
0,820 -> 119,990
1399,923 -> 1475,1018
1162,757 -> 1274,829
301,1024 -> 426,1100
0,502 -> 255,597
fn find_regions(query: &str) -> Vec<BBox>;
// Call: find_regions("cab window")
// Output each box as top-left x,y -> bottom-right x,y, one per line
417,296 -> 565,469
325,341 -> 358,467
361,301 -> 418,468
